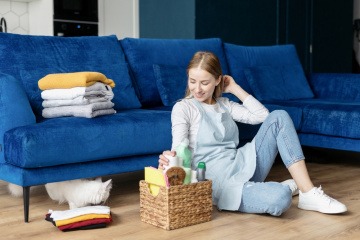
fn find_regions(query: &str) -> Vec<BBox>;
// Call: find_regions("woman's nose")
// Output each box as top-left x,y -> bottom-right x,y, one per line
195,83 -> 202,92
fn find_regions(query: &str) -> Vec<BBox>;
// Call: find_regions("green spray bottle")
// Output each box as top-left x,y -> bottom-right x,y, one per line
176,138 -> 192,184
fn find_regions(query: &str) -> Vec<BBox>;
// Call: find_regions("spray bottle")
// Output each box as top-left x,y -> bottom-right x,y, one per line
176,138 -> 192,184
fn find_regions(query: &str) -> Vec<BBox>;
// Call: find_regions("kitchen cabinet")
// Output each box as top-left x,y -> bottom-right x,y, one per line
27,0 -> 138,38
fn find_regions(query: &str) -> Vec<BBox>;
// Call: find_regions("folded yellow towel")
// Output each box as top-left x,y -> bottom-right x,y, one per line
38,72 -> 115,90
54,213 -> 111,227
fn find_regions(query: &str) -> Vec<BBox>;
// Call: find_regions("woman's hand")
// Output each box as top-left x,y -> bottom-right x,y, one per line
222,74 -> 250,102
158,150 -> 176,170
222,75 -> 238,94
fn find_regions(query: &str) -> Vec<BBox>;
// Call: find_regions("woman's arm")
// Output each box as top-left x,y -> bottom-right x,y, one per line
223,75 -> 249,102
158,101 -> 191,169
223,75 -> 269,124
171,101 -> 191,150
238,96 -> 269,124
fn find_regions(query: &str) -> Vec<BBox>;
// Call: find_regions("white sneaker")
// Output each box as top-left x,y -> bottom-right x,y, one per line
281,179 -> 299,196
298,186 -> 347,214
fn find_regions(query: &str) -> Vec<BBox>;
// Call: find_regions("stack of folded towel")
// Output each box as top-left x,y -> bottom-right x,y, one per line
38,72 -> 116,118
45,206 -> 112,232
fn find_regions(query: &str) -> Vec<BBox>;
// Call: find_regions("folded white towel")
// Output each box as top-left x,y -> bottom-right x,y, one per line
42,101 -> 116,118
49,206 -> 111,221
41,82 -> 114,101
42,96 -> 109,108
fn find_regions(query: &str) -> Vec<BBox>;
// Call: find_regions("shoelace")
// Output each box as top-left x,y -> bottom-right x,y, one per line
314,186 -> 333,204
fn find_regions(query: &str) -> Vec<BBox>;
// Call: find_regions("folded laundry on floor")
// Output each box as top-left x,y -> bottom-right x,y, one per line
45,206 -> 112,232
38,72 -> 115,90
49,205 -> 111,220
42,101 -> 116,118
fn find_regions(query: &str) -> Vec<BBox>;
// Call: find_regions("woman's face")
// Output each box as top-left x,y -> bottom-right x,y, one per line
188,67 -> 220,104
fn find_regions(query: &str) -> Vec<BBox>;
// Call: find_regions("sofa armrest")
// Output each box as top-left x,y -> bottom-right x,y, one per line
308,73 -> 360,101
0,73 -> 36,163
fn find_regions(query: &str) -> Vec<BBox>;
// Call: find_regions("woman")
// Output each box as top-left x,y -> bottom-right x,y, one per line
158,51 -> 347,216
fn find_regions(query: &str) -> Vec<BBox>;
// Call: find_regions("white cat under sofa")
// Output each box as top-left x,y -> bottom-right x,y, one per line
0,33 -> 359,222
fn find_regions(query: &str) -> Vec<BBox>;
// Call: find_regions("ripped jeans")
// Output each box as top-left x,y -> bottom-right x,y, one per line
238,110 -> 304,216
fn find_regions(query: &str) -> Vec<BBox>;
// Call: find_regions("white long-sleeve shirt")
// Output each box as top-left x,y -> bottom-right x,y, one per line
171,95 -> 269,151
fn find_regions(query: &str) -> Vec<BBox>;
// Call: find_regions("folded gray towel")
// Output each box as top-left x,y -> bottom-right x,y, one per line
42,101 -> 116,118
42,96 -> 109,108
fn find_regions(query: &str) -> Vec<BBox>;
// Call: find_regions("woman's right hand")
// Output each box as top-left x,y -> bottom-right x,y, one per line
158,150 -> 176,170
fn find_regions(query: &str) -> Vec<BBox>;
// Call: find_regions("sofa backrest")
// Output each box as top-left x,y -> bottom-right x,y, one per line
120,38 -> 229,107
0,33 -> 141,117
224,43 -> 314,101
224,44 -> 304,94
309,73 -> 360,101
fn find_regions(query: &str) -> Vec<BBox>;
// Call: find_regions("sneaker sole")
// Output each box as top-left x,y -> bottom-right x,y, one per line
298,203 -> 347,214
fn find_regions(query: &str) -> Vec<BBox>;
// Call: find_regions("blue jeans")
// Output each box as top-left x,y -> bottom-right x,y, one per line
239,110 -> 305,216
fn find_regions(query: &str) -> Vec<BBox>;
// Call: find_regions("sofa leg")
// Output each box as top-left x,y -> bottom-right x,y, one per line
23,186 -> 30,223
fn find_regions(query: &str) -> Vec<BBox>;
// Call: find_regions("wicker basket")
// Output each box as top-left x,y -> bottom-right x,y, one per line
139,180 -> 213,230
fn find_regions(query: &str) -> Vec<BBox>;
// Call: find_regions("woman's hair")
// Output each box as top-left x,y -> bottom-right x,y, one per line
185,51 -> 223,98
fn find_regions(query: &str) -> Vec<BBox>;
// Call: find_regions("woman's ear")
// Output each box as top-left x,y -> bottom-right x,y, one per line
215,75 -> 222,86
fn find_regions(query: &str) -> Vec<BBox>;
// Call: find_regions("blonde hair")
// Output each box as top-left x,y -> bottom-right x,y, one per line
185,51 -> 223,98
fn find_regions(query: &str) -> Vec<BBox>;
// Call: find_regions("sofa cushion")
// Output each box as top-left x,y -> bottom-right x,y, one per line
262,99 -> 360,139
4,109 -> 172,168
120,37 -> 229,107
0,33 -> 141,116
265,104 -> 303,130
224,43 -> 308,96
244,65 -> 314,101
0,73 -> 36,164
153,64 -> 187,106
300,102 -> 360,139
236,104 -> 302,145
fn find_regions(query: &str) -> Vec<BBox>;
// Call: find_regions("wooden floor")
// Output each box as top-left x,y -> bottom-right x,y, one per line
0,148 -> 359,240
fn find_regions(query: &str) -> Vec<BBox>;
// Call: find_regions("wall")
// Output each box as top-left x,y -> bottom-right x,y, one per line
354,0 -> 360,65
354,0 -> 360,19
139,0 -> 195,39
28,0 -> 52,35
0,0 -> 29,34
98,0 -> 139,38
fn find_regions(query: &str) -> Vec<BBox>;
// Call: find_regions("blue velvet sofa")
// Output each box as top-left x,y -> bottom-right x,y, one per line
0,33 -> 359,222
